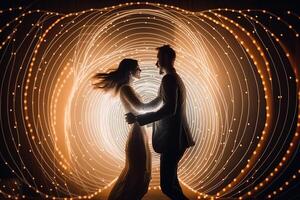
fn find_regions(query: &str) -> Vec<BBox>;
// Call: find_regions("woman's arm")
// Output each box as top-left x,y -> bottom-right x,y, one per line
120,85 -> 162,112
120,85 -> 144,111
143,96 -> 162,109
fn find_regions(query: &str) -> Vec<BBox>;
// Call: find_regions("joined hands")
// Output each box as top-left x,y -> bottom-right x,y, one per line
125,112 -> 136,124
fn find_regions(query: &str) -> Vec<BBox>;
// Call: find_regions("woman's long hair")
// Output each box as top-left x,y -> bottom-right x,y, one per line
92,58 -> 138,93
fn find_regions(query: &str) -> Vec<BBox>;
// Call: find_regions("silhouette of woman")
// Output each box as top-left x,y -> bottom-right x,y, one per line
92,59 -> 151,200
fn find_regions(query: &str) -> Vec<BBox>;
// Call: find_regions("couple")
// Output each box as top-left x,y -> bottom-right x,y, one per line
92,45 -> 195,200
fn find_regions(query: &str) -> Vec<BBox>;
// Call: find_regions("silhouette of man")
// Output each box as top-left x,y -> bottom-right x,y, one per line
126,45 -> 195,200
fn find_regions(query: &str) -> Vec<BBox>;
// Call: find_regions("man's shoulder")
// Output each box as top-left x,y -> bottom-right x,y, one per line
162,73 -> 178,83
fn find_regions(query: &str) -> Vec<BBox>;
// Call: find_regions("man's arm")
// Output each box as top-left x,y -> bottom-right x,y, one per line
136,74 -> 178,126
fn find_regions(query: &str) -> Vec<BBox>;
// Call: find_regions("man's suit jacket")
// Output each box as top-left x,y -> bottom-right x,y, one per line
137,69 -> 195,153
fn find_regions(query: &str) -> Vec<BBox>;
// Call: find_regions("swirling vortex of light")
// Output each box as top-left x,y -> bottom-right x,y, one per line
0,2 -> 299,199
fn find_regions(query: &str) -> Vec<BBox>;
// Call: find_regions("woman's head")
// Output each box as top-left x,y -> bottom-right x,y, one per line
92,58 -> 141,93
118,58 -> 141,79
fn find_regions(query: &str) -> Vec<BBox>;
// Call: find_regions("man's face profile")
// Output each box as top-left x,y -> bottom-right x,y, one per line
157,52 -> 164,75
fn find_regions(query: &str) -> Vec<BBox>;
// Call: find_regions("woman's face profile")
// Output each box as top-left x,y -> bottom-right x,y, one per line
132,64 -> 141,79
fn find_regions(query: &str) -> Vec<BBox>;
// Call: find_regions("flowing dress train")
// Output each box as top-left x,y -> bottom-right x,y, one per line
108,86 -> 151,200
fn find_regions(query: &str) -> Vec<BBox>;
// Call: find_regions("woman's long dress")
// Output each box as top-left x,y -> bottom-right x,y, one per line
108,86 -> 151,200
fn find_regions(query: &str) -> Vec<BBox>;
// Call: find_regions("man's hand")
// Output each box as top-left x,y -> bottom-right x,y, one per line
125,112 -> 136,124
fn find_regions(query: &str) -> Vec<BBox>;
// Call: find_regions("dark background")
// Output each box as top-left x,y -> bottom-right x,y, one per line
0,0 -> 300,13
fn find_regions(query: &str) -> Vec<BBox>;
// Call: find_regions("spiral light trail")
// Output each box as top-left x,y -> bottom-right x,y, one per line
0,3 -> 299,199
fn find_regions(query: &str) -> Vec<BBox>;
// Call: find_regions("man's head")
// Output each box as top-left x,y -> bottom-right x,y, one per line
156,45 -> 176,74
